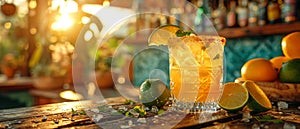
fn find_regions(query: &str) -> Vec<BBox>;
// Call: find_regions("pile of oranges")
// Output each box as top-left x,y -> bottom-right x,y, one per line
240,32 -> 300,82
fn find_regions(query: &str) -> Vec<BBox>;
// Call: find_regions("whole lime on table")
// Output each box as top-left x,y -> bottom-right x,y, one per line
279,58 -> 300,83
139,79 -> 171,108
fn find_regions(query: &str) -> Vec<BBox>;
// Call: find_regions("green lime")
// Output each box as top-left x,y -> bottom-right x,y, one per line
218,82 -> 249,112
139,79 -> 170,108
243,81 -> 272,112
279,58 -> 300,83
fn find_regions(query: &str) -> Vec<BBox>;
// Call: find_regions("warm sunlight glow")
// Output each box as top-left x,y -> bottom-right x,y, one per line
49,36 -> 58,43
29,0 -> 37,9
82,4 -> 103,15
49,41 -> 74,63
4,22 -> 12,29
59,90 -> 83,100
82,4 -> 135,37
103,0 -> 110,7
50,0 -> 78,31
59,0 -> 78,13
51,0 -> 64,11
30,28 -> 37,35
81,16 -> 90,24
51,14 -> 74,31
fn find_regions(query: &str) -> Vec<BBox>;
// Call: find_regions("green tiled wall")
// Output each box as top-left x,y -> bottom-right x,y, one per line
224,34 -> 285,82
133,45 -> 170,88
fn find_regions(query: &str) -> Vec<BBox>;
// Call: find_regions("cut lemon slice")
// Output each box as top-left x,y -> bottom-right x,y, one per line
243,80 -> 272,112
148,24 -> 180,45
218,82 -> 249,112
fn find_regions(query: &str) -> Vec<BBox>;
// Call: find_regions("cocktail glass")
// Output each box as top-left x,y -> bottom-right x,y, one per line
168,35 -> 226,112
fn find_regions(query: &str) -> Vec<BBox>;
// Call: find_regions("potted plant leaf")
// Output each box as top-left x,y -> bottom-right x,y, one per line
92,37 -> 122,88
0,53 -> 18,79
30,37 -> 71,90
31,62 -> 67,90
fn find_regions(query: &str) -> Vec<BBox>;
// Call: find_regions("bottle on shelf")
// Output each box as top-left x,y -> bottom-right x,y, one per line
248,1 -> 258,27
202,0 -> 215,32
257,0 -> 268,26
296,0 -> 300,21
281,0 -> 296,23
194,0 -> 205,33
132,0 -> 146,36
237,0 -> 248,27
226,0 -> 237,28
182,1 -> 195,31
267,0 -> 281,24
212,0 -> 226,30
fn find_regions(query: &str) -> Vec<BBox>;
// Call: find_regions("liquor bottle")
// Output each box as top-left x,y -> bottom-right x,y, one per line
296,0 -> 300,21
226,0 -> 237,27
212,0 -> 226,30
170,0 -> 185,26
132,0 -> 144,32
248,1 -> 258,27
257,0 -> 268,26
237,0 -> 248,27
281,0 -> 296,23
202,0 -> 214,32
267,0 -> 281,24
194,0 -> 205,33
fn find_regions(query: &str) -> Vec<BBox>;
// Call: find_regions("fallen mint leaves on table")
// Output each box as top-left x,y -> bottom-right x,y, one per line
71,108 -> 86,116
254,115 -> 283,124
124,99 -> 135,105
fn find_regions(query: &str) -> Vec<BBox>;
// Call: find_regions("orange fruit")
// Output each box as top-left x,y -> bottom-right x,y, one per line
269,56 -> 291,71
241,58 -> 277,82
281,32 -> 300,58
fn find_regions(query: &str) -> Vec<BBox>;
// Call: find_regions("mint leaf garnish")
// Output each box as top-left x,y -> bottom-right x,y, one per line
176,30 -> 192,37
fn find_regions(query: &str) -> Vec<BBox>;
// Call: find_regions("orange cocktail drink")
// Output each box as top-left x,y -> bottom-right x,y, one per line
168,35 -> 226,110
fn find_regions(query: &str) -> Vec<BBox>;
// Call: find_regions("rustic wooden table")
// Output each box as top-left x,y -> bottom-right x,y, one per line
29,87 -> 121,105
0,96 -> 299,129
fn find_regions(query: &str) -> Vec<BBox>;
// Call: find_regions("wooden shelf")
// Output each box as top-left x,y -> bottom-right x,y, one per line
124,22 -> 300,43
218,22 -> 300,38
0,77 -> 33,91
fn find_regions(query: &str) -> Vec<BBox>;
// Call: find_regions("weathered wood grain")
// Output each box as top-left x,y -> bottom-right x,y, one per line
235,79 -> 300,102
0,97 -> 300,129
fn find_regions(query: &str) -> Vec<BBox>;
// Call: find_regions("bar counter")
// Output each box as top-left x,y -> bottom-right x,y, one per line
0,96 -> 300,129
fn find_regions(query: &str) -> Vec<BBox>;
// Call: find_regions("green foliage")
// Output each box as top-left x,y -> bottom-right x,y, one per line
133,106 -> 146,117
175,29 -> 192,37
124,99 -> 135,105
94,37 -> 121,71
31,63 -> 67,77
254,115 -> 283,124
71,108 -> 86,116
